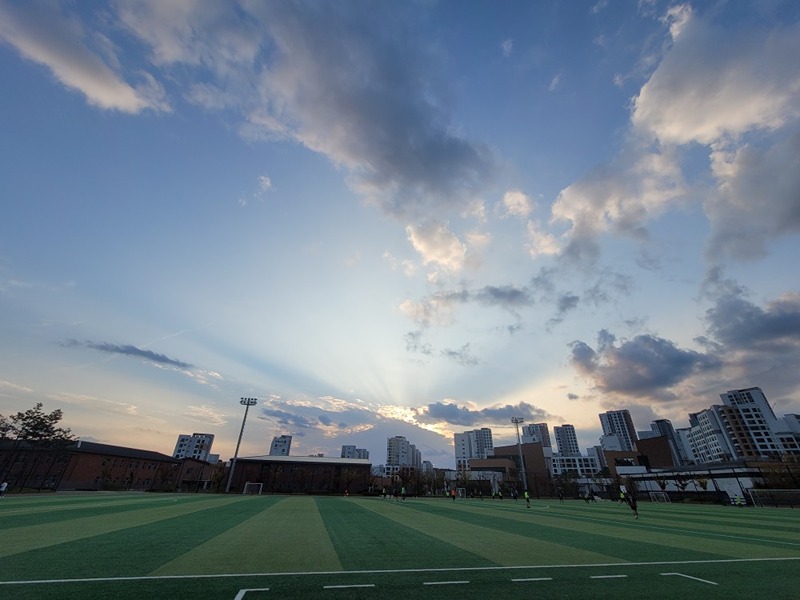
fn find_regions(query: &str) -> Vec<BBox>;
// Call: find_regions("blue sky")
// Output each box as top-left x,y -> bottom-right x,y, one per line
1,0 -> 799,469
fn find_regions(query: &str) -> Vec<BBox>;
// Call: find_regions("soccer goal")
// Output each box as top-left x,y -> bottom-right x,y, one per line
747,488 -> 800,508
242,482 -> 263,495
648,491 -> 671,503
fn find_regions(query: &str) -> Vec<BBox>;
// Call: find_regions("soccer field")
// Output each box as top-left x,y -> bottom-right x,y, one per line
1,493 -> 799,599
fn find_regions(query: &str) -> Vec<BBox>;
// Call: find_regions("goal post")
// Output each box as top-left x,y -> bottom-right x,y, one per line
747,488 -> 800,508
648,491 -> 671,503
242,482 -> 263,495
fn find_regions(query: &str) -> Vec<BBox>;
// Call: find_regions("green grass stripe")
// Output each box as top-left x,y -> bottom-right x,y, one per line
317,497 -> 492,570
0,496 -> 278,580
353,498 -> 617,566
439,502 -> 800,560
543,502 -> 800,546
0,495 -> 250,559
0,495 -> 216,528
151,495 -> 342,575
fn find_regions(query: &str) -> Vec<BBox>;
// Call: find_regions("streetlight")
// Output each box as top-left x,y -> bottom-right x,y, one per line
511,417 -> 528,492
225,397 -> 258,493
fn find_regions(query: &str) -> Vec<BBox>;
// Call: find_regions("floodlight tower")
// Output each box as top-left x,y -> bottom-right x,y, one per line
511,417 -> 528,492
225,397 -> 258,493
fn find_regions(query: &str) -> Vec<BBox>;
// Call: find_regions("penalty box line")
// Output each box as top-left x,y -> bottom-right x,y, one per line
2,556 -> 799,587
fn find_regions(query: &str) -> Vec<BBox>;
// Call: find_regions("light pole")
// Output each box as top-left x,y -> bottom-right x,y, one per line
511,417 -> 528,492
225,397 -> 258,493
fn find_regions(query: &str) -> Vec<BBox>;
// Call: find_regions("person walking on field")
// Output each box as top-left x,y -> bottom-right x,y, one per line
626,492 -> 639,519
0,481 -> 7,497
524,490 -> 530,508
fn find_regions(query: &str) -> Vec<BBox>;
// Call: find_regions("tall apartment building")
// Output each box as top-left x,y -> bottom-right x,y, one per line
521,423 -> 551,447
649,418 -> 687,464
553,424 -> 581,456
269,435 -> 292,456
341,445 -> 369,460
454,428 -> 494,471
684,387 -> 800,462
172,433 -> 215,461
599,409 -> 638,451
386,436 -> 421,468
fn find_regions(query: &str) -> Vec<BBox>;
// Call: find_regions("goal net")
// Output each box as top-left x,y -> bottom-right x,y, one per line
747,488 -> 800,508
242,482 -> 263,495
648,491 -> 671,503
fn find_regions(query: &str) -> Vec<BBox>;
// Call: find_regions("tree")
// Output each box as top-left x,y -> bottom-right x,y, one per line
1,403 -> 74,443
0,403 -> 75,490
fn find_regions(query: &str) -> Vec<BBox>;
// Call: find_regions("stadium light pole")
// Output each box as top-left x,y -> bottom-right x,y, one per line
225,397 -> 258,493
511,417 -> 528,492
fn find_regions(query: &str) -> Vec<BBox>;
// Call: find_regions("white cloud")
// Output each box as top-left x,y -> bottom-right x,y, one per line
398,292 -> 462,328
0,0 -> 169,113
501,189 -> 533,219
706,131 -> 800,260
501,38 -> 513,57
551,141 -> 687,262
526,220 -> 560,258
632,9 -> 800,145
406,221 -> 466,273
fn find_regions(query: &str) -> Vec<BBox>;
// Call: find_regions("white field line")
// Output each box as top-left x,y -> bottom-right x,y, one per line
1,556 -> 799,586
234,588 -> 270,600
511,577 -> 553,582
661,572 -> 718,585
590,575 -> 628,579
422,581 -> 469,586
323,584 -> 375,589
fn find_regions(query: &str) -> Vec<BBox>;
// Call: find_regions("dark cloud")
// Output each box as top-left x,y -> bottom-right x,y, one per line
548,293 -> 580,327
405,330 -> 433,355
61,339 -> 192,369
259,408 -> 316,429
569,331 -> 719,399
705,294 -> 800,350
474,285 -> 533,308
440,343 -> 479,366
421,401 -> 554,426
242,2 -> 494,220
697,275 -> 800,401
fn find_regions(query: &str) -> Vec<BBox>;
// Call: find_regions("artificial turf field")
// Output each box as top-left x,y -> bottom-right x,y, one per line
1,493 -> 799,599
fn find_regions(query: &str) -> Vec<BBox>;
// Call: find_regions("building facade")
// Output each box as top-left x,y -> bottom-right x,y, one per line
172,432 -> 215,462
386,436 -> 421,468
454,428 -> 494,471
521,423 -> 551,447
341,445 -> 370,460
229,454 -> 371,495
553,424 -> 581,456
683,387 -> 800,463
599,409 -> 638,451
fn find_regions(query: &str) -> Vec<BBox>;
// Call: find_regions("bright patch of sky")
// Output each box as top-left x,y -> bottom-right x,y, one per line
2,1 -> 799,467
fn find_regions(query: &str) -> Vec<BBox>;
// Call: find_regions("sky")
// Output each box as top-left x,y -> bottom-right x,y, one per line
1,0 -> 800,469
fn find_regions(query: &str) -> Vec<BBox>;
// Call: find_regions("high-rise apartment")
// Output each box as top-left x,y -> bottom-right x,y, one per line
341,445 -> 369,460
683,387 -> 800,462
521,423 -> 551,447
599,409 -> 638,451
454,428 -> 493,471
387,436 -> 420,467
172,433 -> 215,461
553,424 -> 581,456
